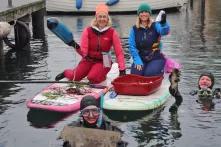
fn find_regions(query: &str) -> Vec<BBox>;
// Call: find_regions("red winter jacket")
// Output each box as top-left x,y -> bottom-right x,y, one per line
77,26 -> 126,71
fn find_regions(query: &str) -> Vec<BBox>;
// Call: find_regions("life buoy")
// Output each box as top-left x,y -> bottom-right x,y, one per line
3,20 -> 31,49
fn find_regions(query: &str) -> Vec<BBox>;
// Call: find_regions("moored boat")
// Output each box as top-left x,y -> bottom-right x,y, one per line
46,0 -> 188,14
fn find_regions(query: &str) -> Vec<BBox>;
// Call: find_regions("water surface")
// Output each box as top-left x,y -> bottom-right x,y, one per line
1,0 -> 221,147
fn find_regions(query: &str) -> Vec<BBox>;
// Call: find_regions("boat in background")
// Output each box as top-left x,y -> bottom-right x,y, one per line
46,0 -> 188,14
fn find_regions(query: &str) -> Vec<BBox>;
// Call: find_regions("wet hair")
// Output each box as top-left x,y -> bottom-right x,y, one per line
80,95 -> 98,110
198,72 -> 215,89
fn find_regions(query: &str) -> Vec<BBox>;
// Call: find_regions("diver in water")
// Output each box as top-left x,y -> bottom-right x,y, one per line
190,72 -> 221,99
62,95 -> 127,147
189,72 -> 221,111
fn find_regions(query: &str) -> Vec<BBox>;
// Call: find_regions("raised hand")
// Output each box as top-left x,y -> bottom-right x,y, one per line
160,13 -> 167,24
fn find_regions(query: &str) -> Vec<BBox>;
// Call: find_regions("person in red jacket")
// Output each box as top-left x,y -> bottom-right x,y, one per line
56,3 -> 126,84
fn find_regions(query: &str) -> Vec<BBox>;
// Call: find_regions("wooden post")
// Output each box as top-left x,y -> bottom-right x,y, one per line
0,40 -> 3,53
8,0 -> 12,7
0,40 -> 4,72
32,8 -> 45,39
15,15 -> 31,50
200,0 -> 205,25
190,0 -> 193,9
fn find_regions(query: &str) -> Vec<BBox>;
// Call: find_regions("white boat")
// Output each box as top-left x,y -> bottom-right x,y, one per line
46,0 -> 188,13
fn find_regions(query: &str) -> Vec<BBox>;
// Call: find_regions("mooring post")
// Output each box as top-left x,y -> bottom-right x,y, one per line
32,8 -> 45,39
190,0 -> 193,10
0,39 -> 5,72
14,15 -> 31,50
8,0 -> 12,7
200,0 -> 205,25
0,40 -> 3,52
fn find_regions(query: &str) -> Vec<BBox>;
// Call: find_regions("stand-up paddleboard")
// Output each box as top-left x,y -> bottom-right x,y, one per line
103,75 -> 171,111
26,63 -> 119,113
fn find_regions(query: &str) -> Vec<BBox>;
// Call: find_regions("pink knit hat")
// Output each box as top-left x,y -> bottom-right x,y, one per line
95,3 -> 109,15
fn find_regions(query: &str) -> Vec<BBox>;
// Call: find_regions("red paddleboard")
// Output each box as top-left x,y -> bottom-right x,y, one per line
26,63 -> 119,113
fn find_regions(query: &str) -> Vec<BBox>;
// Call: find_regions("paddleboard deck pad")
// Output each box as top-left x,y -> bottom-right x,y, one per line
27,83 -> 108,112
103,78 -> 171,111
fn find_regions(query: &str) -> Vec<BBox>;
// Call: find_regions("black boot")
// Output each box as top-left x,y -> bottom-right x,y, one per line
55,72 -> 65,81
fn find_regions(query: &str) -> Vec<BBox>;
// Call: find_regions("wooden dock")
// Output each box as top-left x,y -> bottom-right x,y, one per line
0,0 -> 45,22
0,0 -> 45,50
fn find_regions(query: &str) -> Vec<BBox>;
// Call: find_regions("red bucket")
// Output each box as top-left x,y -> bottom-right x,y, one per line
111,74 -> 163,96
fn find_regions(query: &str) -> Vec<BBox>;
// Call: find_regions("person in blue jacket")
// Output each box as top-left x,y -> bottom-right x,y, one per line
128,3 -> 170,76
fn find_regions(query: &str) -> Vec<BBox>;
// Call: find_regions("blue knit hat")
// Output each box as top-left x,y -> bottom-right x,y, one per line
137,3 -> 152,15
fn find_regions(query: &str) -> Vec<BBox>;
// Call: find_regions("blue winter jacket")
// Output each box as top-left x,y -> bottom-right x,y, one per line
128,22 -> 170,65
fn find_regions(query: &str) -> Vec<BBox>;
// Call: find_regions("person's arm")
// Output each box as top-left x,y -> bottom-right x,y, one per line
77,27 -> 89,57
128,27 -> 143,66
112,29 -> 126,74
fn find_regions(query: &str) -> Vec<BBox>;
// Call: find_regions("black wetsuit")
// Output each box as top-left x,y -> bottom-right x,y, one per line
63,116 -> 127,147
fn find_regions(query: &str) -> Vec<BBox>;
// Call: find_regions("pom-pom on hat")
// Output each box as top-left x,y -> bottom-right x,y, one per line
95,3 -> 109,15
137,3 -> 152,15
198,72 -> 215,89
80,95 -> 98,110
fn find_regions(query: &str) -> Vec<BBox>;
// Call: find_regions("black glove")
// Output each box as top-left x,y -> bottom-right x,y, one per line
189,90 -> 198,96
160,13 -> 167,24
119,70 -> 126,76
213,88 -> 221,98
68,40 -> 80,49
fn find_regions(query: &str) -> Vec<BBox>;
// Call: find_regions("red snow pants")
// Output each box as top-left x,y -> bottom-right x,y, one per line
64,59 -> 111,84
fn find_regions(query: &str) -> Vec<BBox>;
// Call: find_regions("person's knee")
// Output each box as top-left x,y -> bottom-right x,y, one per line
131,66 -> 143,75
64,69 -> 74,80
144,69 -> 164,76
87,74 -> 106,84
144,62 -> 165,76
64,69 -> 84,81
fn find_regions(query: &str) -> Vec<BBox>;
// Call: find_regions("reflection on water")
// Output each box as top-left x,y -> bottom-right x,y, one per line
0,38 -> 48,81
1,0 -> 221,146
117,107 -> 182,147
104,109 -> 158,122
27,109 -> 71,128
0,38 -> 49,118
